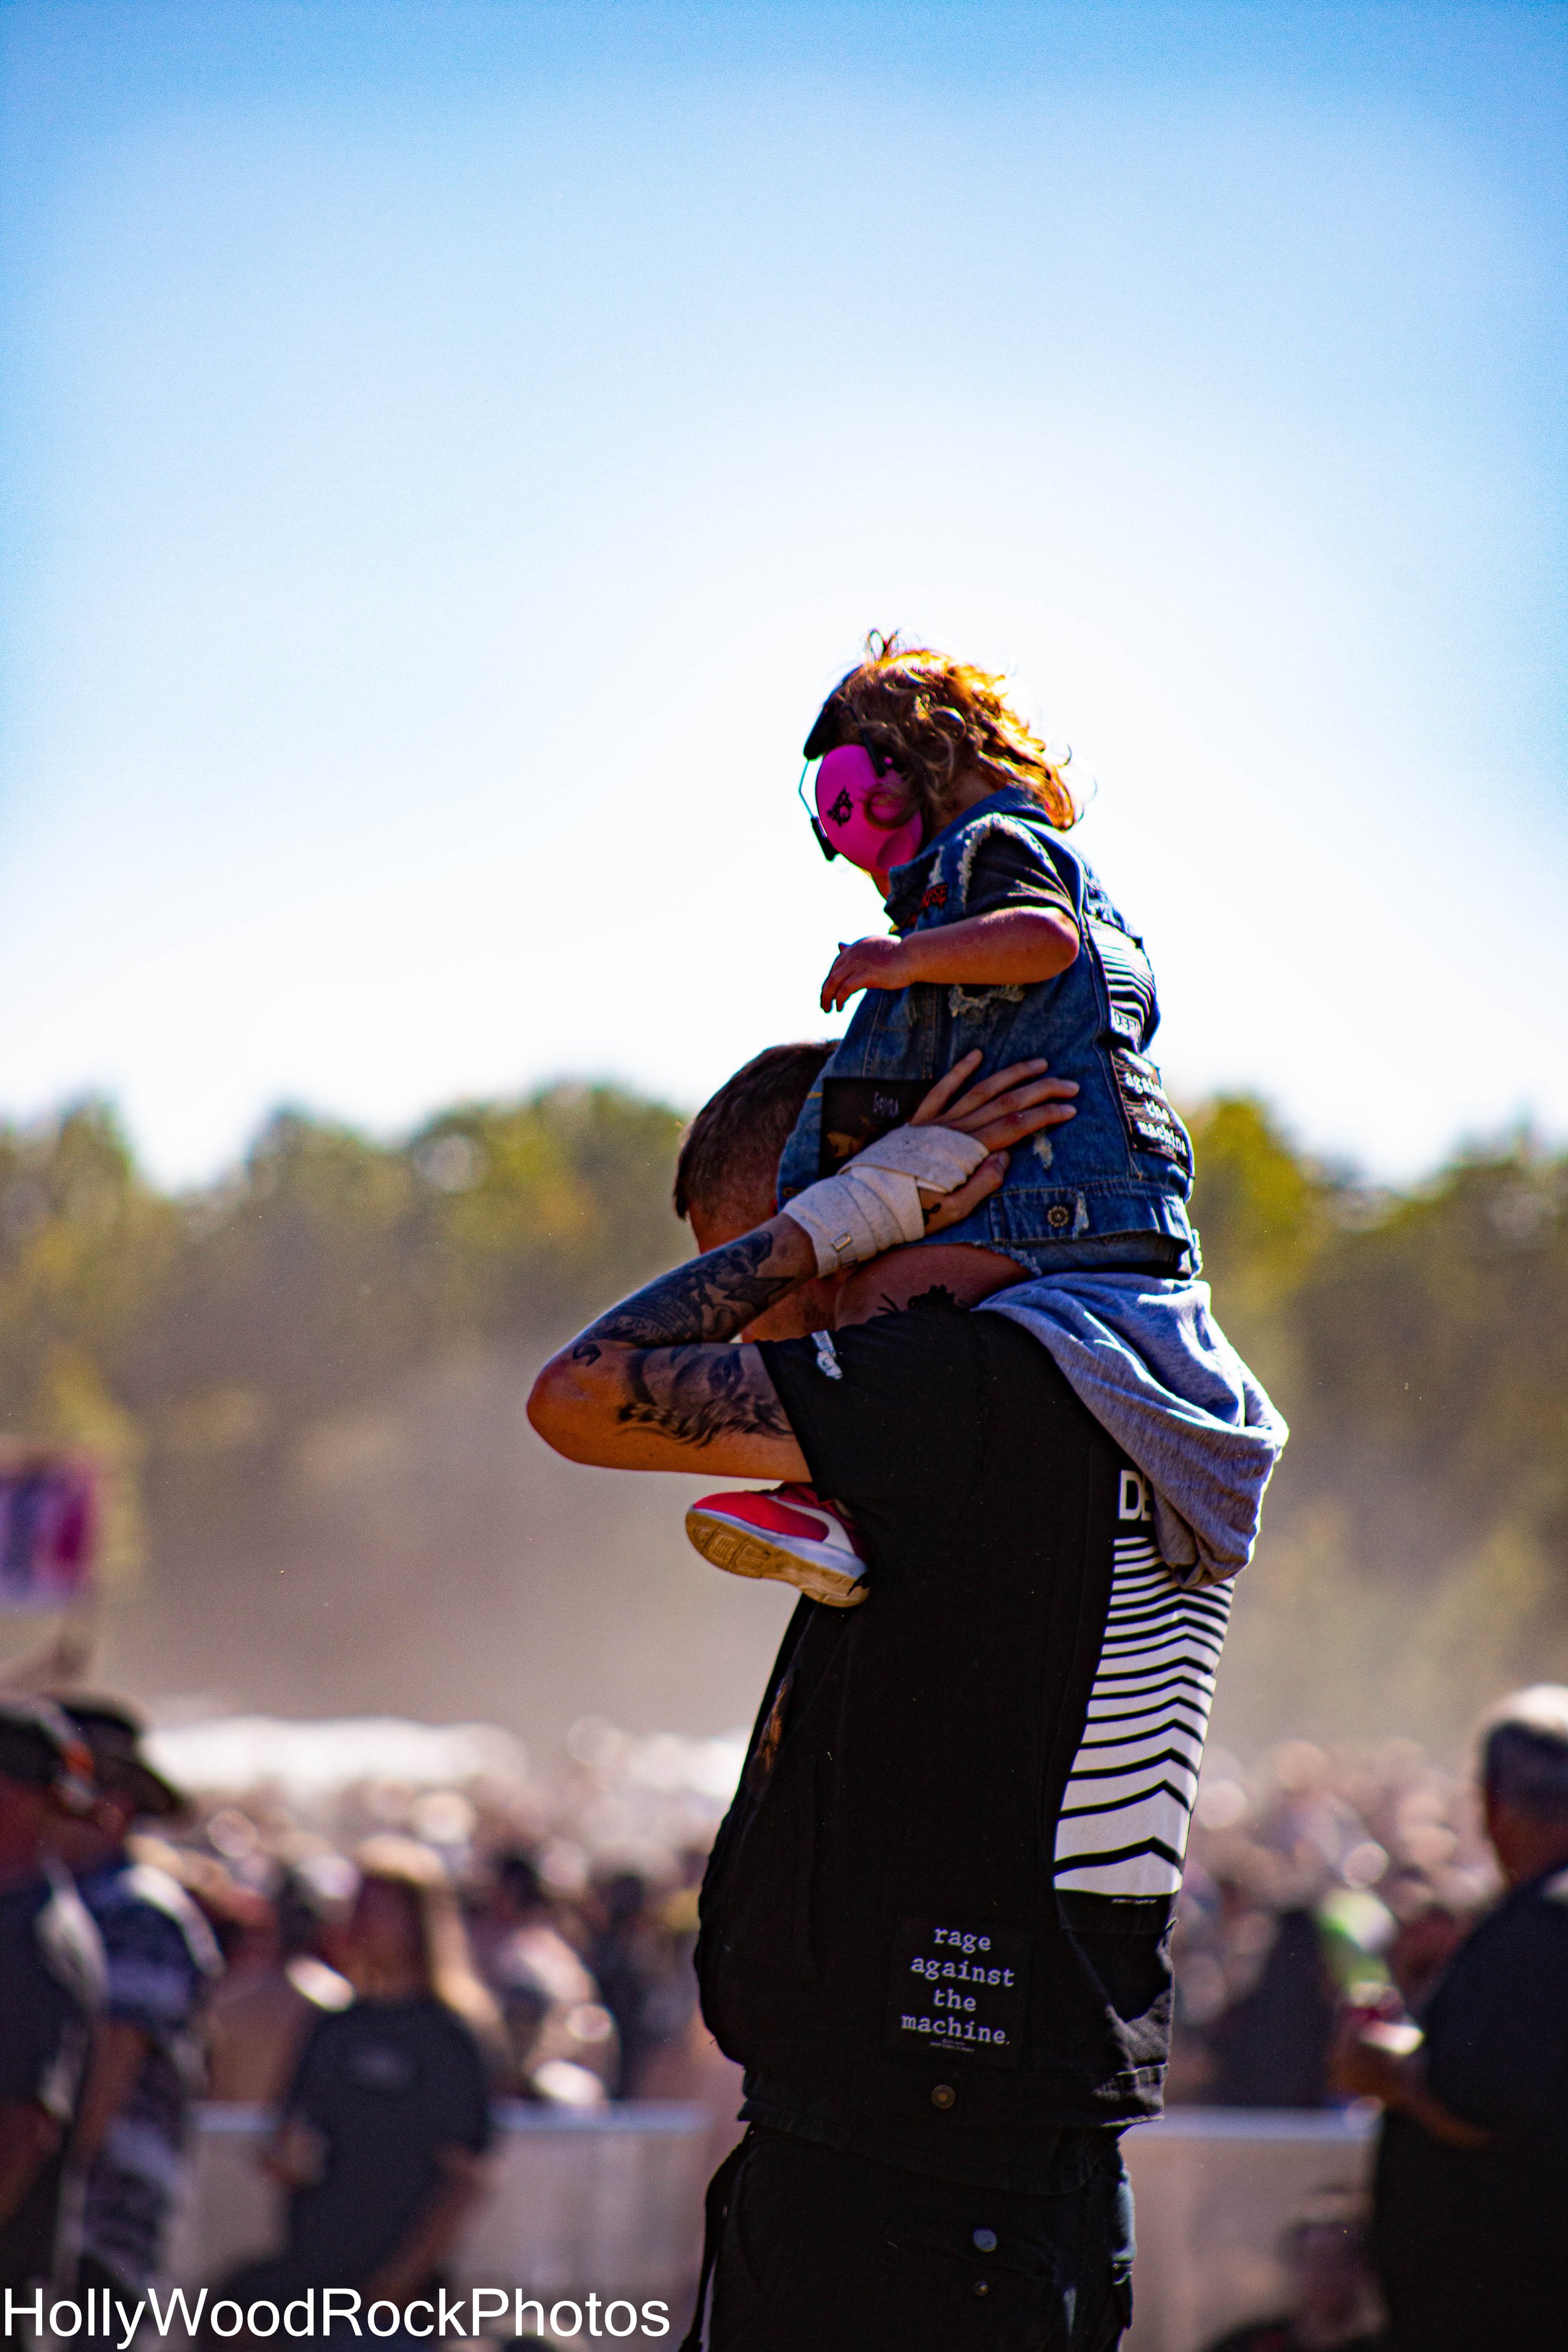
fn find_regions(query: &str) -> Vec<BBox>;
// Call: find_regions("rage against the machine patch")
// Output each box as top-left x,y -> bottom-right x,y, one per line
884,1916 -> 1032,2069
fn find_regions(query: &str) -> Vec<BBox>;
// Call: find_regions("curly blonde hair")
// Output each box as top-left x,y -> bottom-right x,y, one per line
813,633 -> 1077,837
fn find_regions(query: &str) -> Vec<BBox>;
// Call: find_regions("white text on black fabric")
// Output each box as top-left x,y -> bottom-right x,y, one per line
884,1916 -> 1031,2070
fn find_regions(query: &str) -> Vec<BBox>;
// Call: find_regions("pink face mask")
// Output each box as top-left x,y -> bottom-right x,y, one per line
813,745 -> 924,886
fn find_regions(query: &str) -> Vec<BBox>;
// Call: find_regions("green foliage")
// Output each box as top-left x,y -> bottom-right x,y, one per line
1190,1103 -> 1568,1755
1,1079 -> 1563,1756
0,1083 -> 688,1605
1185,1095 -> 1343,1393
0,1101 -> 179,1427
1290,1145 -> 1568,1550
117,1082 -> 690,1446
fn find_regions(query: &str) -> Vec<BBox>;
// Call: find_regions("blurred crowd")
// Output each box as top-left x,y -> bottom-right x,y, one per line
21,1700 -> 1512,2131
136,1715 -> 1507,2128
1169,1735 -> 1498,2111
0,1684 -> 1537,2349
117,1732 -> 1503,2125
0,1692 -> 739,2330
121,1708 -> 743,2116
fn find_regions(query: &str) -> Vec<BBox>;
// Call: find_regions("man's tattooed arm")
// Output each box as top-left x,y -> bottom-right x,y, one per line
527,1214 -> 815,1475
617,1343 -> 795,1446
568,1227 -> 807,1364
527,1052 -> 1066,1476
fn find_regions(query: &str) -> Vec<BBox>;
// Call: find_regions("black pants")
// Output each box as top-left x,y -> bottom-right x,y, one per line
696,2127 -> 1133,2351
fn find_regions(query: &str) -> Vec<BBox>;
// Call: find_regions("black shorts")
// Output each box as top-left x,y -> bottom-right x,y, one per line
701,2127 -> 1133,2351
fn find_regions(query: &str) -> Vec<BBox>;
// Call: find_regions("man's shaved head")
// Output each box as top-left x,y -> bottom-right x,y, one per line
674,1042 -> 835,1234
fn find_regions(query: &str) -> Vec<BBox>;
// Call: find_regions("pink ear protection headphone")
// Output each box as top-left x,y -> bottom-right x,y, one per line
807,746 -> 924,882
798,685 -> 923,887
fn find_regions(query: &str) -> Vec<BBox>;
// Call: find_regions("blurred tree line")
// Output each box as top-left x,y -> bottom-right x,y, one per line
0,1086 -> 686,1675
0,1082 -> 1562,1752
1186,1099 -> 1568,1752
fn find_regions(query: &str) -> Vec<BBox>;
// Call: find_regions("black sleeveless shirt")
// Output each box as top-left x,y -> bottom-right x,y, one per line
696,1296 -> 1226,2193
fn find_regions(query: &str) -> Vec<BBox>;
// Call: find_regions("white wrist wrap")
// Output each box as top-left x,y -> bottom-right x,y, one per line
783,1126 -> 990,1276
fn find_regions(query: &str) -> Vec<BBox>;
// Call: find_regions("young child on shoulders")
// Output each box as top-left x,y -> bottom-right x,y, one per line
685,633 -> 1199,1608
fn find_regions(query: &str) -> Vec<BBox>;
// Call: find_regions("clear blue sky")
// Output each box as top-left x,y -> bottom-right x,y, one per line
2,0 -> 1564,1185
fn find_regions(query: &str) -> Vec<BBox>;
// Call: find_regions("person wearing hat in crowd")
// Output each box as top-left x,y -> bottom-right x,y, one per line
46,1699 -> 222,2307
0,1697 -> 104,2296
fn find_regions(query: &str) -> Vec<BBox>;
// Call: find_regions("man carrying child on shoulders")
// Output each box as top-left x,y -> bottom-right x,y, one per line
530,1026 -> 1286,2351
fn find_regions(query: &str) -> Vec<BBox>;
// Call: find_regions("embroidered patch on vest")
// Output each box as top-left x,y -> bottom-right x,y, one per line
818,1078 -> 933,1179
884,1916 -> 1031,2069
1108,1048 -> 1190,1169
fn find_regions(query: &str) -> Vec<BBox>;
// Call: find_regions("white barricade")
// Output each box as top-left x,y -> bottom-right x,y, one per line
1123,2108 -> 1377,2352
165,2102 -> 713,2320
162,2102 -> 1375,2350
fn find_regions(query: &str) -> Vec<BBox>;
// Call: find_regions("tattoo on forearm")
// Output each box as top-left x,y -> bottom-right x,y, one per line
558,1227 -> 802,1449
616,1345 -> 793,1446
569,1231 -> 797,1362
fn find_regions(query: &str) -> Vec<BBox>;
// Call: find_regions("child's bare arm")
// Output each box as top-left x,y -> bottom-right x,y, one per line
820,908 -> 1079,1014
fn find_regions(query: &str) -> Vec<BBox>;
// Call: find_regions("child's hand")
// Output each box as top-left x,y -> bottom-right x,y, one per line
820,935 -> 911,1012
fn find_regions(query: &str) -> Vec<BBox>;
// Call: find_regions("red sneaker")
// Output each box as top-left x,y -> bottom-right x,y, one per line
684,1483 -> 869,1609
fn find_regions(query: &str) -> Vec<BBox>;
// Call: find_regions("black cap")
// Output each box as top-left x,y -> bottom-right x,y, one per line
60,1698 -> 184,1820
0,1696 -> 95,1809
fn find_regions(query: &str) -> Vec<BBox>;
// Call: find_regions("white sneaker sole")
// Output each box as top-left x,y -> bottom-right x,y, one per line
684,1507 -> 868,1609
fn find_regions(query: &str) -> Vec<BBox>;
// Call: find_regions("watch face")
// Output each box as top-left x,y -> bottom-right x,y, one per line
817,1079 -> 932,1180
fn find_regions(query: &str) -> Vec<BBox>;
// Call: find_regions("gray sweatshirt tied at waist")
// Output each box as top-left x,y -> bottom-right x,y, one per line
978,1273 -> 1288,1586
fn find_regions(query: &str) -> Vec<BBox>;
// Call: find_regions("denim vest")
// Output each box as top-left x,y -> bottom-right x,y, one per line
776,786 -> 1198,1270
